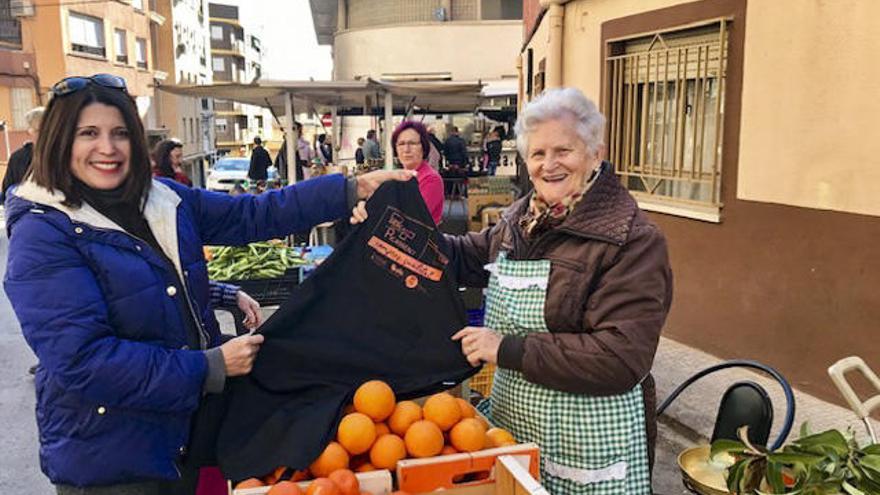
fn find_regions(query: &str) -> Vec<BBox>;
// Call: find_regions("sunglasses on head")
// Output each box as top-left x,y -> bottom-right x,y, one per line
51,74 -> 128,97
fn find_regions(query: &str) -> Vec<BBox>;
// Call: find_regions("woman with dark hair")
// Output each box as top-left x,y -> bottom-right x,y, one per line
391,120 -> 444,224
152,138 -> 192,186
2,74 -> 414,494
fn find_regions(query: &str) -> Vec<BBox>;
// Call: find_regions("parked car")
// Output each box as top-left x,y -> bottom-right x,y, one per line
206,157 -> 277,192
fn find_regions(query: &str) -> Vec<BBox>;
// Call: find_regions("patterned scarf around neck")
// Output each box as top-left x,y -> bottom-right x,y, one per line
519,165 -> 601,238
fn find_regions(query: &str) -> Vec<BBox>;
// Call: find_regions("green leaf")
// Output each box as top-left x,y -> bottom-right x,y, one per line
842,480 -> 867,495
712,439 -> 749,458
862,445 -> 880,456
800,422 -> 813,439
796,430 -> 850,456
766,460 -> 787,493
768,452 -> 825,466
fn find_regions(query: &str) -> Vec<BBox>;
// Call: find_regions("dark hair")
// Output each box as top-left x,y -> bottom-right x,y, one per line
151,139 -> 183,179
366,129 -> 376,139
254,136 -> 262,145
30,81 -> 151,207
317,134 -> 327,144
391,120 -> 430,160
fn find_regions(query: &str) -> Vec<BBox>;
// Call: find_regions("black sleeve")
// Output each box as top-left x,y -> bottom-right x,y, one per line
2,144 -> 32,199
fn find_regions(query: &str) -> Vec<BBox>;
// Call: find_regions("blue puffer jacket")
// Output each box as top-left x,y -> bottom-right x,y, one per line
3,175 -> 347,487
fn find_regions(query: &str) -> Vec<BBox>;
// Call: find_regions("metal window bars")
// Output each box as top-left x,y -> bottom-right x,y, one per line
605,20 -> 729,208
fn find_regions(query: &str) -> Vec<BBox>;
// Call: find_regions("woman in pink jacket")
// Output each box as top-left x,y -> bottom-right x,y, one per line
391,121 -> 444,225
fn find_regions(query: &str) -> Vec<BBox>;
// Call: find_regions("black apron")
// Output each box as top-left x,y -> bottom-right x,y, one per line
216,179 -> 477,480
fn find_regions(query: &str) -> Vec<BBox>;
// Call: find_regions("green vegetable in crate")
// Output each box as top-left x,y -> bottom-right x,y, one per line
206,242 -> 308,280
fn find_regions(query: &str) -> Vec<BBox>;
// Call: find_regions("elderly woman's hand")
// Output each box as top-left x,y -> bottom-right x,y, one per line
356,169 -> 417,200
452,326 -> 502,367
349,200 -> 368,224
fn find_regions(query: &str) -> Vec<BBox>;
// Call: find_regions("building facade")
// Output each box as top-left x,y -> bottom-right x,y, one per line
0,0 -> 39,172
208,2 -> 272,156
310,0 -> 523,163
152,0 -> 215,186
521,0 -> 880,404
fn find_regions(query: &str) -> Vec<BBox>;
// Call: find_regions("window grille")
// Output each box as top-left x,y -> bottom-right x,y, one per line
605,20 -> 728,210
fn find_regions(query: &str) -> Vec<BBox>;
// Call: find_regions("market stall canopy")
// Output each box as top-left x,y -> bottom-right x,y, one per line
155,78 -> 485,116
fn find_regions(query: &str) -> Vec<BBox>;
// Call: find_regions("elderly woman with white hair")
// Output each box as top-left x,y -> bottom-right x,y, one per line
1,106 -> 45,202
445,87 -> 673,494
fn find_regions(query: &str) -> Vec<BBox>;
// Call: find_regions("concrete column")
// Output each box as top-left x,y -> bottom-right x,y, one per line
384,91 -> 393,170
337,0 -> 347,31
284,93 -> 297,183
546,3 -> 564,89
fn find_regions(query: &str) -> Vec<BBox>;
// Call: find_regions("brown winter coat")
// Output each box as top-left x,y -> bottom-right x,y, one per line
445,164 -> 673,464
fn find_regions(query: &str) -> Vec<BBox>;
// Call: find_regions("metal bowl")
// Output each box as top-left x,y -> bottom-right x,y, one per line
677,445 -> 732,495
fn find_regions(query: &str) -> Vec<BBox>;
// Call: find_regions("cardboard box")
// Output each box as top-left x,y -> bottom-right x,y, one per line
467,193 -> 514,232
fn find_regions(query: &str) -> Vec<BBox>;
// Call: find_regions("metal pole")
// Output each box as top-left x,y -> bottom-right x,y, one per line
384,91 -> 393,170
284,93 -> 297,184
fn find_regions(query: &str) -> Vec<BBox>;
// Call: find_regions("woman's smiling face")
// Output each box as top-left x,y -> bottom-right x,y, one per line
525,117 -> 600,205
69,102 -> 131,190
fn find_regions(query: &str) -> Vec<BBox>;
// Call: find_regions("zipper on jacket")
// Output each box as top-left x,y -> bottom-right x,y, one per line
79,224 -> 209,350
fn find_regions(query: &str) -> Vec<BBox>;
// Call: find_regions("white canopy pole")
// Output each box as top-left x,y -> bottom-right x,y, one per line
285,92 -> 297,184
384,91 -> 393,170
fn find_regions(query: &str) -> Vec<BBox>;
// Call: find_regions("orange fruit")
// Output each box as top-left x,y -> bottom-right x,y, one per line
310,441 -> 350,478
291,470 -> 310,481
369,433 -> 407,469
264,465 -> 288,485
353,380 -> 396,421
390,492 -> 413,495
423,393 -> 461,431
328,469 -> 360,495
404,420 -> 444,458
305,477 -> 340,495
449,418 -> 487,452
440,445 -> 459,455
456,398 -> 476,418
374,422 -> 391,437
475,415 -> 490,431
268,480 -> 304,495
388,401 -> 422,436
337,413 -> 377,455
485,427 -> 516,448
355,462 -> 375,473
235,478 -> 265,489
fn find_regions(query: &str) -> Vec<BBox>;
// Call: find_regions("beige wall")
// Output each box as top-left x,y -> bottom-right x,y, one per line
525,0 -> 878,217
736,0 -> 880,217
333,21 -> 521,81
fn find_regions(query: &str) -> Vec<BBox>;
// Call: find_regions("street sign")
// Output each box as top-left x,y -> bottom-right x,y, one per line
321,113 -> 333,128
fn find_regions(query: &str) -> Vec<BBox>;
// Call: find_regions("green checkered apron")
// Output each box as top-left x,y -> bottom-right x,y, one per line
478,252 -> 651,495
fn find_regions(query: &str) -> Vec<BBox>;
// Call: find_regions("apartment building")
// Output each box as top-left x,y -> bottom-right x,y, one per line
208,2 -> 272,156
152,0 -> 215,186
0,0 -> 39,171
520,0 -> 880,404
310,0 -> 523,161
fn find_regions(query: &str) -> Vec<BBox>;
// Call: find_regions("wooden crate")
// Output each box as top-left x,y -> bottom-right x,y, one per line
397,443 -> 540,494
229,469 -> 392,495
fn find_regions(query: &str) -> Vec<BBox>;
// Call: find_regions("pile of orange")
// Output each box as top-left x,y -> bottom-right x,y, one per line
233,380 -> 516,494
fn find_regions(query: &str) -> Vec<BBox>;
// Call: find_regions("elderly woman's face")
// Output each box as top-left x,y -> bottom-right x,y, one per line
525,117 -> 600,205
395,128 -> 423,170
70,102 -> 131,191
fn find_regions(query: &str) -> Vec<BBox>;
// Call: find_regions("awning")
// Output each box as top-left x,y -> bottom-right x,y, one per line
155,78 -> 484,116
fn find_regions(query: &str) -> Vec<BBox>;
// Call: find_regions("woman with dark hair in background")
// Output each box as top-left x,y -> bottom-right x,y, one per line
3,73 -> 415,495
152,138 -> 192,186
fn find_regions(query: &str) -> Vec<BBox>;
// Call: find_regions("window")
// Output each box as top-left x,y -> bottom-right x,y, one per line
0,0 -> 22,47
605,21 -> 728,216
11,87 -> 34,130
212,56 -> 225,72
211,25 -> 223,40
135,37 -> 147,69
68,12 -> 105,57
114,29 -> 127,64
215,118 -> 228,134
131,0 -> 144,10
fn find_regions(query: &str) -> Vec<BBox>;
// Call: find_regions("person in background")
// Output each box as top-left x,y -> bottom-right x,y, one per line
3,73 -> 416,495
354,137 -> 366,166
426,126 -> 444,171
443,88 -> 672,494
152,138 -> 192,186
362,129 -> 382,164
316,134 -> 333,165
248,136 -> 271,185
443,126 -> 469,172
1,106 -> 45,203
484,128 -> 503,176
295,122 -> 314,182
391,120 -> 444,225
